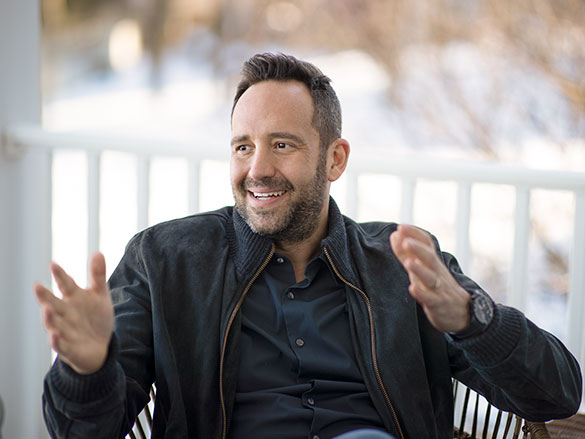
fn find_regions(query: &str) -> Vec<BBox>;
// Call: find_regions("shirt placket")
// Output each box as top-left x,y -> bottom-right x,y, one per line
279,256 -> 322,438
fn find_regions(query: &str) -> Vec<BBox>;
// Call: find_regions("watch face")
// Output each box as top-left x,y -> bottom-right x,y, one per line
473,294 -> 494,325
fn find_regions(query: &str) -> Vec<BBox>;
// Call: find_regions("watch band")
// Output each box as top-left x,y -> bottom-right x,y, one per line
450,289 -> 494,340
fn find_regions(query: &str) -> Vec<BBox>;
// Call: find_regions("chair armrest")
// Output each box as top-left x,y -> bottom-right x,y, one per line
525,421 -> 552,439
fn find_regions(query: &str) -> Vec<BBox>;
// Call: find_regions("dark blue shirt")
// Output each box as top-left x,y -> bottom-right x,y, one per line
228,252 -> 385,439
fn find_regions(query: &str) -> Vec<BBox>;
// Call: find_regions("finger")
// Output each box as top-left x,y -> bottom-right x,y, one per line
404,257 -> 438,291
389,229 -> 409,261
397,224 -> 434,246
50,262 -> 82,297
391,225 -> 433,257
34,283 -> 66,315
89,252 -> 108,295
43,307 -> 65,333
408,281 -> 431,304
50,332 -> 68,357
408,277 -> 442,307
401,237 -> 441,270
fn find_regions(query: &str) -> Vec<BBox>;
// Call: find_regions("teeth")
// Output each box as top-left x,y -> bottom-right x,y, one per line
252,190 -> 285,199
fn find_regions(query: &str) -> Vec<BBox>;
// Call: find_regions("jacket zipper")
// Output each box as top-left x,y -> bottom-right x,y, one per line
323,246 -> 405,439
219,244 -> 275,439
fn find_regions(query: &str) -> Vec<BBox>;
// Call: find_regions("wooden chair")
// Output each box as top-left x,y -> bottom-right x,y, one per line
127,382 -> 558,439
126,386 -> 156,439
545,413 -> 585,439
453,380 -> 552,439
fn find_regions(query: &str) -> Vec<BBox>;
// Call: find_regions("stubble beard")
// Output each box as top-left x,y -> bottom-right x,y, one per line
233,153 -> 329,245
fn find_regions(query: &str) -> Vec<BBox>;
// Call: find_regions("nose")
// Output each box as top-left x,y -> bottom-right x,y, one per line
248,145 -> 276,180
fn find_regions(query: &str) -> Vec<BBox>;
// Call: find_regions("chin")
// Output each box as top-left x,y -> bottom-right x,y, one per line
245,212 -> 288,236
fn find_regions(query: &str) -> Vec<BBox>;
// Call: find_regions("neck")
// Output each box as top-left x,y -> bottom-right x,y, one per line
276,204 -> 329,282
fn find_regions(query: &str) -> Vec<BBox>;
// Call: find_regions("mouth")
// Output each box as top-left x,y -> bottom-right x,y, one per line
249,190 -> 287,200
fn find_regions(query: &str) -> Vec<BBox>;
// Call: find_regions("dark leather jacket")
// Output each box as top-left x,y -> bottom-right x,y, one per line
43,199 -> 582,439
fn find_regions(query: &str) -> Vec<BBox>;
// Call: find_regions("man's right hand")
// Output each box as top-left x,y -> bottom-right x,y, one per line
34,252 -> 114,375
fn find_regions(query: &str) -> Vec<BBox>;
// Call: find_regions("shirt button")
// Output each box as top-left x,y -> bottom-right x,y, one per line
307,397 -> 315,405
287,291 -> 295,300
295,338 -> 305,347
276,257 -> 284,264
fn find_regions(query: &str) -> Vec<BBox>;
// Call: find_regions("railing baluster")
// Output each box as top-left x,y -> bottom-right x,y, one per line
137,155 -> 150,231
400,177 -> 416,224
87,151 -> 101,257
456,182 -> 472,273
188,159 -> 200,214
508,186 -> 531,310
568,190 -> 585,360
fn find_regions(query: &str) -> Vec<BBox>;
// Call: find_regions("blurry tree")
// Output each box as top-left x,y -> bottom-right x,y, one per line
41,0 -> 585,153
211,0 -> 585,160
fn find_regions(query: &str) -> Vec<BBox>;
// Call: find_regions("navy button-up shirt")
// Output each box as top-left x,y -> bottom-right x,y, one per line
228,252 -> 385,439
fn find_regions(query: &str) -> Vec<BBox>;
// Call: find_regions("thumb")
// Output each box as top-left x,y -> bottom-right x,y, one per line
89,252 -> 107,295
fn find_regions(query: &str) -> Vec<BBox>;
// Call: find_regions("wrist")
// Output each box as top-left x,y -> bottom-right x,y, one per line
449,289 -> 494,339
50,337 -> 119,403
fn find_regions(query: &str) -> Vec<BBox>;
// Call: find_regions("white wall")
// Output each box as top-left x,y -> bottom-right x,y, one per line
0,0 -> 52,437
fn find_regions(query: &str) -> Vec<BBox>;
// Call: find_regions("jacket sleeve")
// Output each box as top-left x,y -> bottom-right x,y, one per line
442,252 -> 583,421
42,235 -> 154,439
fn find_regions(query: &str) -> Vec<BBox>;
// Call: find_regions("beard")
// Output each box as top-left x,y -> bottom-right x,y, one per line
233,153 -> 329,245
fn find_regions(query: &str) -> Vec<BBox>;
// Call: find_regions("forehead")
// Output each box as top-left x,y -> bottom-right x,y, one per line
231,80 -> 316,134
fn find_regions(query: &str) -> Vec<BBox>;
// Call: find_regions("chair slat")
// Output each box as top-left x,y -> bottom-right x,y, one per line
503,412 -> 514,438
493,410 -> 503,439
482,401 -> 491,439
459,386 -> 472,435
471,393 -> 479,438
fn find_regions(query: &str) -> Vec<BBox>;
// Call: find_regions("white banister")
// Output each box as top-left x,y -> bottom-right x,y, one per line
137,155 -> 151,231
3,124 -> 229,162
568,191 -> 585,361
87,151 -> 101,257
6,125 -> 585,193
455,182 -> 472,272
508,187 -> 531,311
188,159 -> 201,214
400,177 -> 416,224
349,151 -> 585,192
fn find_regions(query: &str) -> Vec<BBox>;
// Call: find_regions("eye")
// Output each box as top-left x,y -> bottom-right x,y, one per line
275,142 -> 292,149
235,144 -> 250,153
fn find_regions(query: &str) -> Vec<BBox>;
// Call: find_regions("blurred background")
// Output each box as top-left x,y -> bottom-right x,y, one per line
41,0 -> 585,338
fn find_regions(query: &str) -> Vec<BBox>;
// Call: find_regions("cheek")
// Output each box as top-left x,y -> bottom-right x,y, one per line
230,159 -> 245,185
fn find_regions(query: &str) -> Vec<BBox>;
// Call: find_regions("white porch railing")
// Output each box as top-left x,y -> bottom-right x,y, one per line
4,123 -> 585,371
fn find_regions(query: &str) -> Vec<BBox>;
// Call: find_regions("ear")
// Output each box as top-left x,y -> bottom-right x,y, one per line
327,138 -> 350,182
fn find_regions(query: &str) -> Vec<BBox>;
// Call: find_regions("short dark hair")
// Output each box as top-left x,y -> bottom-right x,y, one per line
231,53 -> 342,152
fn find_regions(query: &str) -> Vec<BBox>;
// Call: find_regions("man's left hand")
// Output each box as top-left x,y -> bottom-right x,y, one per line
390,225 -> 471,333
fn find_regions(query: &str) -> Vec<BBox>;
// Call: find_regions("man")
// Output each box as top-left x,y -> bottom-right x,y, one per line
35,53 -> 582,439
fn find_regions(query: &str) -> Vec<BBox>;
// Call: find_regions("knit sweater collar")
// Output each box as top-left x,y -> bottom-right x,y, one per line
230,197 -> 357,285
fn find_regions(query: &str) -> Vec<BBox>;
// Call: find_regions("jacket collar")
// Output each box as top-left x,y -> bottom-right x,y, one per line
230,197 -> 358,285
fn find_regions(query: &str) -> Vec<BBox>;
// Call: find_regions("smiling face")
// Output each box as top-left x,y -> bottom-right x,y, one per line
230,80 -> 331,244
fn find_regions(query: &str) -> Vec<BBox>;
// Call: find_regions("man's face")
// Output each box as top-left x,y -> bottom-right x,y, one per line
230,80 -> 330,243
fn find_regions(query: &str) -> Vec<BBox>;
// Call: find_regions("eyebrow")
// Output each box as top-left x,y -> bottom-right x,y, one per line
270,132 -> 306,145
231,135 -> 250,147
230,132 -> 306,147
